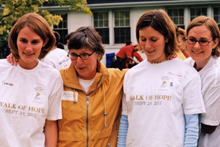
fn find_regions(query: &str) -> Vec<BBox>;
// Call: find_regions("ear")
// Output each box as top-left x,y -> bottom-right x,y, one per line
213,38 -> 219,49
97,53 -> 102,61
43,38 -> 49,48
165,37 -> 169,43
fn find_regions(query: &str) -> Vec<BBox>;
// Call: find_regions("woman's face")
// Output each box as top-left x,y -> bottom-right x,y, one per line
187,25 -> 219,67
139,26 -> 167,63
17,26 -> 47,69
69,48 -> 101,80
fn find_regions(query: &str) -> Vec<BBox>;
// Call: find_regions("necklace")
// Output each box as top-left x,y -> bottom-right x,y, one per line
151,59 -> 168,64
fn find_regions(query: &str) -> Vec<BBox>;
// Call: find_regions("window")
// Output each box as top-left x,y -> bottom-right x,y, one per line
167,9 -> 185,29
190,8 -> 207,21
53,14 -> 68,44
214,7 -> 220,30
94,12 -> 109,44
114,11 -> 130,44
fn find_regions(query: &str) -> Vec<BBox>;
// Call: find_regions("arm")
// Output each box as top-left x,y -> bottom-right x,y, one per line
201,123 -> 217,134
117,115 -> 128,147
45,120 -> 58,147
184,114 -> 199,147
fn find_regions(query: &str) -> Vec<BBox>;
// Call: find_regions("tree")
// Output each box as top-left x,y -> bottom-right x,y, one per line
0,0 -> 92,58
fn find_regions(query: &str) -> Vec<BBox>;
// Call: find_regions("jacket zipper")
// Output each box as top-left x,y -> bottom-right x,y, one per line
86,95 -> 89,147
64,74 -> 104,147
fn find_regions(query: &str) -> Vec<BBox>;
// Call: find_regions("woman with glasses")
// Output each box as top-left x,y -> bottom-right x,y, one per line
117,9 -> 205,147
184,16 -> 220,147
58,26 -> 127,147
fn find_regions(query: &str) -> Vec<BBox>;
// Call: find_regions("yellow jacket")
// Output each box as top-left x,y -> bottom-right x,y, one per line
58,62 -> 127,147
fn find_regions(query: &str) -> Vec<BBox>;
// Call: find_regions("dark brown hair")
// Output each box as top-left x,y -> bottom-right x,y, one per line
68,26 -> 105,60
136,9 -> 179,57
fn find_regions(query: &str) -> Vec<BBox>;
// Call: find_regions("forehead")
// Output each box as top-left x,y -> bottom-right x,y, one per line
188,25 -> 212,38
139,26 -> 163,37
69,47 -> 93,54
17,26 -> 41,39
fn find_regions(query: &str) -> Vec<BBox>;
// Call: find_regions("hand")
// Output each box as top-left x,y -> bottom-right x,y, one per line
166,53 -> 177,60
7,53 -> 18,66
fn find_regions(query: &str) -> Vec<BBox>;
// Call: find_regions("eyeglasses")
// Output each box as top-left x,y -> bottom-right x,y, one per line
67,50 -> 95,60
186,38 -> 213,46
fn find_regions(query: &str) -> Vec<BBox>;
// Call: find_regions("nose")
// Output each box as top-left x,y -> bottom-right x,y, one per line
76,56 -> 83,65
145,40 -> 151,49
193,41 -> 200,49
25,43 -> 33,52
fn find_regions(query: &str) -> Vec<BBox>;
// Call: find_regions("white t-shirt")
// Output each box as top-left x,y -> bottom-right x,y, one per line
78,77 -> 95,94
185,56 -> 220,147
0,59 -> 63,147
43,48 -> 71,69
123,58 -> 206,147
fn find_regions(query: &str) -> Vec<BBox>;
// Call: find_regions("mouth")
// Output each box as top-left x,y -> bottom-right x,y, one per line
191,50 -> 203,54
145,50 -> 155,54
24,52 -> 35,56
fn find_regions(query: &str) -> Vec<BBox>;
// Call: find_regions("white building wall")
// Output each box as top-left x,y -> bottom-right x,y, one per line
67,11 -> 92,33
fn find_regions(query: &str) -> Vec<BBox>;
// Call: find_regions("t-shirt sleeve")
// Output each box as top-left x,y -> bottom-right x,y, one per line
122,93 -> 128,115
183,69 -> 206,115
47,73 -> 63,120
43,58 -> 56,69
201,80 -> 220,126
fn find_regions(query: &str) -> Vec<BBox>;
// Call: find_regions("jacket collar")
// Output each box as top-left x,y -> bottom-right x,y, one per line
63,62 -> 109,94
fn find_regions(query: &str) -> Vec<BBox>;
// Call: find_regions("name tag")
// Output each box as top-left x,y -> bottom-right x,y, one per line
62,91 -> 78,102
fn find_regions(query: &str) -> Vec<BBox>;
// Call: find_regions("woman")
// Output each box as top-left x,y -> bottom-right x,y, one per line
185,16 -> 220,147
176,26 -> 190,58
58,26 -> 127,146
0,13 -> 63,146
117,9 -> 205,147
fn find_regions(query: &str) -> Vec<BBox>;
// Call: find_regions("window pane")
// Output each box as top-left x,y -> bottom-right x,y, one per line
114,27 -> 130,44
115,12 -> 120,19
96,28 -> 109,44
52,29 -> 68,44
115,19 -> 119,26
94,20 -> 98,27
120,19 -> 124,26
125,19 -> 130,26
191,9 -> 195,16
167,9 -> 184,28
94,13 -> 98,19
103,12 -> 108,19
99,20 -> 103,27
104,20 -> 108,27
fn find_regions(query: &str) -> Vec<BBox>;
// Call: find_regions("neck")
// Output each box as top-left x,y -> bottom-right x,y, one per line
194,56 -> 211,71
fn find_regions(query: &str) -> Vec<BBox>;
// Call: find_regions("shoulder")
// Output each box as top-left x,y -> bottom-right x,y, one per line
0,59 -> 13,69
39,61 -> 61,77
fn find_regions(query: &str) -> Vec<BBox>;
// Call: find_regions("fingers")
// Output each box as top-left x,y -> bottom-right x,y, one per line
6,53 -> 17,66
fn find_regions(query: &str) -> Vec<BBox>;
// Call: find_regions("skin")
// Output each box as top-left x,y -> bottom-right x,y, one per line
69,47 -> 101,80
16,26 -> 48,69
139,26 -> 168,63
45,120 -> 58,147
187,25 -> 219,71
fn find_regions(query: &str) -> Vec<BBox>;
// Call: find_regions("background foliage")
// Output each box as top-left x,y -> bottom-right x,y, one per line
0,0 -> 92,58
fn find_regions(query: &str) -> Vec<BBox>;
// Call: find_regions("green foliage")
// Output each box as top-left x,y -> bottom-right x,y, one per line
0,0 -> 92,58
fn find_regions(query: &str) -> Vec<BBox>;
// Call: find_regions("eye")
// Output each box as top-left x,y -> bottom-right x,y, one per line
20,39 -> 27,43
71,53 -> 78,57
32,40 -> 40,44
81,53 -> 89,58
151,39 -> 157,42
140,38 -> 146,42
189,38 -> 196,43
200,40 -> 208,43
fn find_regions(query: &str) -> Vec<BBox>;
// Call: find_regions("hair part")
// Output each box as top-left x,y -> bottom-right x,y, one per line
186,16 -> 220,57
9,13 -> 56,59
136,9 -> 179,57
68,26 -> 105,60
